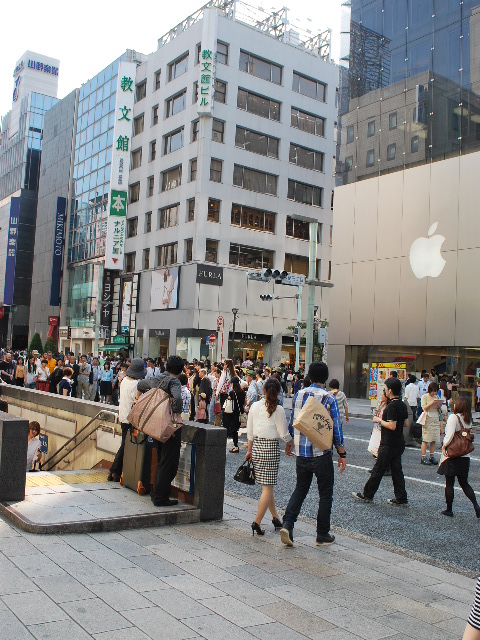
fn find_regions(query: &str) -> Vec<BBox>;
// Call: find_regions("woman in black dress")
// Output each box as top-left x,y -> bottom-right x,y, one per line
223,376 -> 245,453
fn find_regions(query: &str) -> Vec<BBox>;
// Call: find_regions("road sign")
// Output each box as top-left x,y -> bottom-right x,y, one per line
217,316 -> 224,332
206,336 -> 210,344
209,333 -> 216,344
283,273 -> 306,287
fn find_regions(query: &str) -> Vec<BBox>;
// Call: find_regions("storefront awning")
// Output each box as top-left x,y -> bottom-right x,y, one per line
101,344 -> 133,352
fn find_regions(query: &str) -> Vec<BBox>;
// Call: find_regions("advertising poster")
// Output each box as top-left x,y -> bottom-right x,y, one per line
369,362 -> 407,404
172,443 -> 195,494
151,267 -> 180,310
120,280 -> 132,335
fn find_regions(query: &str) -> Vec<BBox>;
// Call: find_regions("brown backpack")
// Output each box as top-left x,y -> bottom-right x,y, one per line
127,384 -> 182,443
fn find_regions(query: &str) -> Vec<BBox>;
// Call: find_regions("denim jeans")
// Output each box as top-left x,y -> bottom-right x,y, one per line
283,454 -> 334,537
363,443 -> 407,502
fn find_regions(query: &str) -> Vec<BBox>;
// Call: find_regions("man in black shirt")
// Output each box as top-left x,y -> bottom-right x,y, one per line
0,353 -> 15,384
353,377 -> 408,506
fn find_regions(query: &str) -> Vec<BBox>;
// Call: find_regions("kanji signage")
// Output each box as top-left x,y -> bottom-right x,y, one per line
197,8 -> 218,117
105,60 -> 136,270
101,269 -> 114,329
3,198 -> 20,306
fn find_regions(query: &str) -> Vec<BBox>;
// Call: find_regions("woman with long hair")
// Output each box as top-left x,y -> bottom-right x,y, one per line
420,381 -> 443,465
438,395 -> 480,518
222,376 -> 245,453
14,356 -> 26,387
26,355 -> 37,389
246,377 -> 293,535
216,359 -> 236,420
100,361 -> 113,404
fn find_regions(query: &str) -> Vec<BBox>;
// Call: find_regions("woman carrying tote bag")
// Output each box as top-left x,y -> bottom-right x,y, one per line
438,395 -> 480,518
222,377 -> 245,453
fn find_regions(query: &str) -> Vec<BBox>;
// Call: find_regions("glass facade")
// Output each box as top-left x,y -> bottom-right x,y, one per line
337,0 -> 480,184
25,93 -> 57,191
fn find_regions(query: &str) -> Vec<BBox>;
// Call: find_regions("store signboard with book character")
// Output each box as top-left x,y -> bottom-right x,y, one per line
369,362 -> 407,406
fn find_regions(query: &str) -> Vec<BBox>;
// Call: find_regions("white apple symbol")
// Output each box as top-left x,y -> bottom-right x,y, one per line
409,222 -> 446,279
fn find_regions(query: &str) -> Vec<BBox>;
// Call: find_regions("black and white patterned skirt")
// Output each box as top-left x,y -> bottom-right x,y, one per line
252,438 -> 280,486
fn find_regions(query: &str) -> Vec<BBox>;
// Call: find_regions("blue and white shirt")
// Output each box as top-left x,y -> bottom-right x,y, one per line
288,384 -> 344,458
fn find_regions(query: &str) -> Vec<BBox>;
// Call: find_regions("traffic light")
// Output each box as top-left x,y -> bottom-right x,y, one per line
247,269 -> 291,284
261,268 -> 273,281
260,294 -> 274,301
294,325 -> 301,343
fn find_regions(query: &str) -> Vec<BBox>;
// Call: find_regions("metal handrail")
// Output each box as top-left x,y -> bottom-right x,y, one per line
41,409 -> 118,471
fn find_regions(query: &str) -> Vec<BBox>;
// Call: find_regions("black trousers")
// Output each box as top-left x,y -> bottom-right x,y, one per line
152,428 -> 183,503
363,442 -> 407,502
109,422 -> 130,477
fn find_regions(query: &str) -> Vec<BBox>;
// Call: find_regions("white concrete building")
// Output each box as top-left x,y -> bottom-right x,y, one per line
124,1 -> 338,365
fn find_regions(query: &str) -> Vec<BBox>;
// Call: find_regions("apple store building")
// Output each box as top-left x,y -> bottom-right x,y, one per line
329,0 -> 480,400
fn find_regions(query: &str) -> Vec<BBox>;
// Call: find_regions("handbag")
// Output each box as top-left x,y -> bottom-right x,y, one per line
223,397 -> 234,413
368,426 -> 381,457
234,461 -> 255,485
214,401 -> 221,415
416,411 -> 427,426
445,415 -> 475,458
127,383 -> 183,443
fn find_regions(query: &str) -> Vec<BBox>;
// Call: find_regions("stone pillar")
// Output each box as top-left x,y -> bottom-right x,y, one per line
0,414 -> 29,501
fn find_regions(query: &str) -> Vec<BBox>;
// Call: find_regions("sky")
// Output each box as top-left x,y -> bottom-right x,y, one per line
0,0 -> 344,120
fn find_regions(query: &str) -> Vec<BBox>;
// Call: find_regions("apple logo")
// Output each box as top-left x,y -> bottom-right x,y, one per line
409,222 -> 446,279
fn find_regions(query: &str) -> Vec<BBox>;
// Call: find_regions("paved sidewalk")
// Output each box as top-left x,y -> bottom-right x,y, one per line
0,492 -> 475,640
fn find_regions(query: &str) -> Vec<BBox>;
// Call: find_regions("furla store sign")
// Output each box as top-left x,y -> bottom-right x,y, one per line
196,264 -> 223,286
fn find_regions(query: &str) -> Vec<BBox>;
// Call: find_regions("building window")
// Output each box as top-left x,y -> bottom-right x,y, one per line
212,119 -> 225,143
291,107 -> 325,137
284,253 -> 309,277
229,243 -> 273,268
150,140 -> 156,161
131,148 -> 142,169
217,41 -> 229,65
133,114 -> 144,136
292,71 -> 326,101
125,252 -> 136,273
157,242 -> 178,267
192,119 -> 199,141
208,198 -> 220,222
411,135 -> 419,153
237,88 -> 280,121
389,111 -> 397,130
387,142 -> 396,161
154,70 -> 161,91
286,216 -> 309,240
206,239 -> 218,263
166,89 -> 187,118
163,127 -> 184,154
168,52 -> 189,81
129,182 -> 140,203
152,105 -> 159,126
233,164 -> 277,195
143,248 -> 150,270
135,81 -> 147,102
366,149 -> 375,167
287,179 -> 322,207
328,261 -> 332,280
367,120 -> 375,137
235,126 -> 279,158
345,155 -> 353,171
185,239 -> 193,262
147,175 -> 154,197
190,158 -> 197,181
159,204 -> 179,229
346,125 -> 354,144
162,165 -> 182,191
210,158 -> 223,182
231,204 -> 275,233
214,79 -> 227,104
193,81 -> 198,103
239,50 -> 282,84
187,198 -> 195,222
127,217 -> 138,238
145,211 -> 152,233
289,143 -> 324,171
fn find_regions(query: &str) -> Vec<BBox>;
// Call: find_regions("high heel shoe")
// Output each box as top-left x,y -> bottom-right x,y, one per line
251,521 -> 265,536
272,517 -> 283,531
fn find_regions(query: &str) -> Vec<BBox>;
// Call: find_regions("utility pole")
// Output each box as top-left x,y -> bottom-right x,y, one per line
305,221 -> 318,368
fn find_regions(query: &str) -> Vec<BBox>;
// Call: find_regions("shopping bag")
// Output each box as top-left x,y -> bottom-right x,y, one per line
416,411 -> 427,426
368,426 -> 381,457
223,398 -> 234,414
293,396 -> 334,451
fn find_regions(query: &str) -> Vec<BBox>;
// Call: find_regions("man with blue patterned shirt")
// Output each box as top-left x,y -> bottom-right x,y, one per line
281,361 -> 347,547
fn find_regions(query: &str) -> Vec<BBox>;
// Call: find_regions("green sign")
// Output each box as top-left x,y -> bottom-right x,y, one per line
112,335 -> 128,344
110,190 -> 127,217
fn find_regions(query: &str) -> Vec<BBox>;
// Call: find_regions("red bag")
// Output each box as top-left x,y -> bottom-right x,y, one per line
214,402 -> 221,415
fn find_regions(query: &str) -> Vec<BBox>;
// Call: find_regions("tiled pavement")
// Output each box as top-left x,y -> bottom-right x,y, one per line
0,492 -> 475,640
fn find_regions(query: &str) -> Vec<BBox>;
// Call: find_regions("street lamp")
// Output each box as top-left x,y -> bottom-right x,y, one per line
231,308 -> 239,361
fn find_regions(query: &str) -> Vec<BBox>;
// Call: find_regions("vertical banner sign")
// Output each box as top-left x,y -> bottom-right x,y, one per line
105,61 -> 136,270
120,280 -> 132,335
49,196 -> 67,306
197,8 -> 218,117
3,197 -> 20,306
101,269 -> 114,330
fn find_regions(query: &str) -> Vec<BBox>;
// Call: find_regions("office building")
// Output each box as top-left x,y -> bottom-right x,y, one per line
329,0 -> 480,401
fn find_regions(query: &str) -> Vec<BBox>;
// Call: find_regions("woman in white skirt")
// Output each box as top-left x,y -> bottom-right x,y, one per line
246,377 -> 294,536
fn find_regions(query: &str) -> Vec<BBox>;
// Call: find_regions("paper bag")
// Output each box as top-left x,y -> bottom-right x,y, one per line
368,426 -> 381,457
293,396 -> 334,451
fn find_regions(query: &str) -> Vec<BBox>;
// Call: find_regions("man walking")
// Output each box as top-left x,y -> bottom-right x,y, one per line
353,376 -> 408,506
280,361 -> 347,548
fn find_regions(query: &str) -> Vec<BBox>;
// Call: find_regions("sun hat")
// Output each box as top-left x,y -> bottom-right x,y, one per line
126,358 -> 146,380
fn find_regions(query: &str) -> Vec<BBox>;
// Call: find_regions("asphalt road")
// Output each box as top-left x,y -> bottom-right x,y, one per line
224,416 -> 480,574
